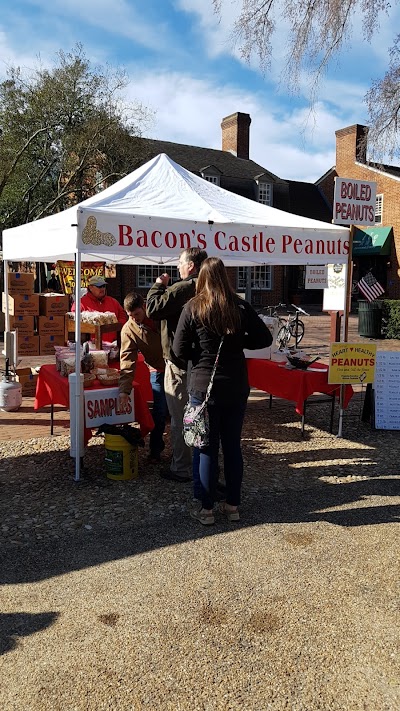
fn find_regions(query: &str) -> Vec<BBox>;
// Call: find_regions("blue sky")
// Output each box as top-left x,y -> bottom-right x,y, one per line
1,0 -> 400,181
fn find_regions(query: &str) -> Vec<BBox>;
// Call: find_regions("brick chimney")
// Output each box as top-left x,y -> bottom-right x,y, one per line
335,124 -> 368,173
221,112 -> 251,159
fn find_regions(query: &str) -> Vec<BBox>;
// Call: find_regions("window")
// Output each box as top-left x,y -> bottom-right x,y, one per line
375,194 -> 383,224
203,174 -> 220,186
258,182 -> 272,205
237,266 -> 272,291
136,265 -> 179,288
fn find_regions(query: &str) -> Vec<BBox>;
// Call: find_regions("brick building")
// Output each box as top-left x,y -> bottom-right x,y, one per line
317,124 -> 400,299
106,112 -> 332,308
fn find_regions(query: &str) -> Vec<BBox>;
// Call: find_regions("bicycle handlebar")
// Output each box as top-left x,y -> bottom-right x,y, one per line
290,304 -> 309,316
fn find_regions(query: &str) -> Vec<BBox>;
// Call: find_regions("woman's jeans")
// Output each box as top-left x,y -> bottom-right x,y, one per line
190,392 -> 247,510
149,370 -> 168,456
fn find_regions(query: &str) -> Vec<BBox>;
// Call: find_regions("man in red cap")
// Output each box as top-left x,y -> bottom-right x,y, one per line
71,275 -> 126,343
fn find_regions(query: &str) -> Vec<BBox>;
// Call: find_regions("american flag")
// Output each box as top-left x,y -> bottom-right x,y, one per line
357,272 -> 385,302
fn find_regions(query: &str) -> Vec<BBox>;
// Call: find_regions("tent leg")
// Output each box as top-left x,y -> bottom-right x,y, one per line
74,251 -> 82,481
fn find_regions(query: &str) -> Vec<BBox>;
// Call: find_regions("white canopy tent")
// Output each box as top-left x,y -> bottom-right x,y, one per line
3,153 -> 350,266
2,153 -> 350,478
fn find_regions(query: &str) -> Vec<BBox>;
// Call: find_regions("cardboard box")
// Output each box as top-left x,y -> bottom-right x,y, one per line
39,294 -> 69,316
21,379 -> 38,397
39,334 -> 65,355
16,370 -> 38,397
18,335 -> 40,356
2,292 -> 39,316
9,315 -> 36,334
15,366 -> 34,378
8,272 -> 35,294
38,315 -> 65,336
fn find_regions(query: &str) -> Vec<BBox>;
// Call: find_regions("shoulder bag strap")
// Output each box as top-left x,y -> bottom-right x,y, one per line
204,336 -> 224,404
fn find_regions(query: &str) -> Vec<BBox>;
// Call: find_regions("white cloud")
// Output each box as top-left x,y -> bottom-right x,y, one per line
126,69 -> 353,181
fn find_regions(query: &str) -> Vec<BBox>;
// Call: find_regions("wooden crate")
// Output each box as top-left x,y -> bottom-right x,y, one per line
65,317 -> 122,349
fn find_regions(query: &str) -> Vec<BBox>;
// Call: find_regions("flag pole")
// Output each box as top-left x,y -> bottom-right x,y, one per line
338,224 -> 354,437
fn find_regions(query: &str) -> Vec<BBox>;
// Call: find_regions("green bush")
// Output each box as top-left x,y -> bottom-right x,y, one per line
382,300 -> 400,339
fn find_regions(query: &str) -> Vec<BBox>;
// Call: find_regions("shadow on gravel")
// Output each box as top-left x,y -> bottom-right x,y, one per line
0,396 -> 399,586
0,612 -> 59,655
0,454 -> 398,586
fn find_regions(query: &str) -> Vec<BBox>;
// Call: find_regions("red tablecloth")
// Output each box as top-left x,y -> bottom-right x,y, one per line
34,364 -> 154,438
132,354 -> 153,402
246,359 -> 353,415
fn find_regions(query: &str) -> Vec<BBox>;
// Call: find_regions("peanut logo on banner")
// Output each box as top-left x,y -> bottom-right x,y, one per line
329,343 -> 377,384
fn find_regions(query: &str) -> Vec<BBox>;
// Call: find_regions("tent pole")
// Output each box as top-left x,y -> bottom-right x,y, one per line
74,251 -> 82,481
338,226 -> 354,438
4,260 -> 10,333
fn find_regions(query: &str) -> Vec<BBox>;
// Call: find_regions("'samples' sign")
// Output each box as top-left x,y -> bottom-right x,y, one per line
84,388 -> 135,427
305,265 -> 328,289
333,178 -> 377,226
329,343 -> 377,384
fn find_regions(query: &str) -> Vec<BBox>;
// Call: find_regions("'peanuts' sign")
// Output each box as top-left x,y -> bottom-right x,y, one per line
333,178 -> 377,225
84,388 -> 135,427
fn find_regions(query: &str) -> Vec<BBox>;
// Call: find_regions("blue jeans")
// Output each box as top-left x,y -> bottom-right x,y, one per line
149,371 -> 168,456
190,392 -> 247,510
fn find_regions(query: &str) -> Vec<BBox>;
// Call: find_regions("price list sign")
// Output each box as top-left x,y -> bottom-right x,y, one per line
374,351 -> 400,430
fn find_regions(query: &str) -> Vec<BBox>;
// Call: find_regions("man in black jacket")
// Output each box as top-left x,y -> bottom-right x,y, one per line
146,247 -> 207,482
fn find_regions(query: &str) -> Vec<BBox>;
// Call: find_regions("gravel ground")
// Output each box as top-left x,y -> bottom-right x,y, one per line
0,393 -> 399,710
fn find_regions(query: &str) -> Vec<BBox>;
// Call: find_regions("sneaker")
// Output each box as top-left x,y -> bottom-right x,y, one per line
190,508 -> 215,525
218,503 -> 240,522
159,469 -> 191,483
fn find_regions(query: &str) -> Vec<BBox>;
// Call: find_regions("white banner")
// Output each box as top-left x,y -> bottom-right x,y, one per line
84,388 -> 135,427
77,209 -> 350,265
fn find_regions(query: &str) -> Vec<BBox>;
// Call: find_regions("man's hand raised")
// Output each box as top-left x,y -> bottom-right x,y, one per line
156,273 -> 170,286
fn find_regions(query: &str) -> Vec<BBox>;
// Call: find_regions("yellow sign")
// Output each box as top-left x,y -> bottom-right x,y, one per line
329,343 -> 377,384
57,261 -> 105,295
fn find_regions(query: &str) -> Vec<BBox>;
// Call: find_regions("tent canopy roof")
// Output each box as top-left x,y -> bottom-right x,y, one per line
3,153 -> 349,266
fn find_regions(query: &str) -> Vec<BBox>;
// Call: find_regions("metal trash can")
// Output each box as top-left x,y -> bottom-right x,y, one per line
358,300 -> 383,338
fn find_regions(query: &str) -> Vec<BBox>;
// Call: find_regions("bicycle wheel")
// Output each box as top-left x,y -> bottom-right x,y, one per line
277,326 -> 290,349
289,319 -> 305,346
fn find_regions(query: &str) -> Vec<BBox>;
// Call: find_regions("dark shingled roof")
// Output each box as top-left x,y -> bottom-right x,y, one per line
367,161 -> 400,178
286,181 -> 332,222
136,137 -> 283,183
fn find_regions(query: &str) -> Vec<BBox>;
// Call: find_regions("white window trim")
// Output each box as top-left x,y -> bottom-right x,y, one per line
136,265 -> 179,288
237,266 -> 272,291
202,173 -> 220,186
375,193 -> 383,224
257,182 -> 272,206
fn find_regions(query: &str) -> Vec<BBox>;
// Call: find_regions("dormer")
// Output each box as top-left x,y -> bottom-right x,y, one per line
254,172 -> 273,205
200,165 -> 222,186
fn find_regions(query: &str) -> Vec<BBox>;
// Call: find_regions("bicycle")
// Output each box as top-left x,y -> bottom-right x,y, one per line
258,303 -> 309,349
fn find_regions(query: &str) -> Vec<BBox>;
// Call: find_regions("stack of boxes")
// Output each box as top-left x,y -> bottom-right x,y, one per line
2,273 -> 69,357
2,273 -> 40,356
38,294 -> 69,354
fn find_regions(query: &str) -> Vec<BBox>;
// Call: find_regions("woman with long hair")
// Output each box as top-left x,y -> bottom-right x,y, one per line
172,257 -> 272,525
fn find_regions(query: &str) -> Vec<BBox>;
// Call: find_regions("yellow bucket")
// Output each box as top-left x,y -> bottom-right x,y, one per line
104,433 -> 138,481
